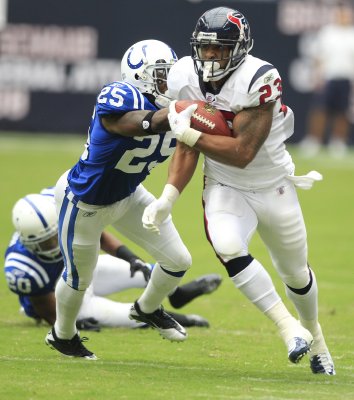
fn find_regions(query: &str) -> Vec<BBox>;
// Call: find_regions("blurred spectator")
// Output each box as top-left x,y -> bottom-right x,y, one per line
299,2 -> 354,157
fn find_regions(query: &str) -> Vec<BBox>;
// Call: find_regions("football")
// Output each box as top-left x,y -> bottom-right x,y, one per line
175,100 -> 232,137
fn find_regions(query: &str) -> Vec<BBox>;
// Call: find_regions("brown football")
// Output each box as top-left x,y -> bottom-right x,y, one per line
175,100 -> 232,137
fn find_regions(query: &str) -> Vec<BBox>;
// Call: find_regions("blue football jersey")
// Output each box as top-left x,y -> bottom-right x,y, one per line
4,233 -> 64,319
68,81 -> 176,205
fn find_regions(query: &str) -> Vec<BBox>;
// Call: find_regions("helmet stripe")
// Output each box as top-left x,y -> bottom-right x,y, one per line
24,196 -> 49,228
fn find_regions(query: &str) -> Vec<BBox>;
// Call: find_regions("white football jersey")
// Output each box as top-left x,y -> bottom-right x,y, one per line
168,55 -> 295,190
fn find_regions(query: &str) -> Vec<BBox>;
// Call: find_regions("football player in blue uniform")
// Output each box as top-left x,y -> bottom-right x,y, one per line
5,191 -> 222,333
46,39 -> 200,359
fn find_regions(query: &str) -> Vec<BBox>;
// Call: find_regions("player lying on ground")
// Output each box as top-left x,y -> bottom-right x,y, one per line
4,191 -> 222,331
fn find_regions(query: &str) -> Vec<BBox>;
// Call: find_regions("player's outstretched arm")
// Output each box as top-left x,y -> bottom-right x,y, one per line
101,108 -> 170,137
100,231 -> 151,282
29,292 -> 56,325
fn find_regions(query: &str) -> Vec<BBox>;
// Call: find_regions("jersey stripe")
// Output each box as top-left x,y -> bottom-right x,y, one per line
123,82 -> 145,109
5,252 -> 50,284
248,64 -> 275,93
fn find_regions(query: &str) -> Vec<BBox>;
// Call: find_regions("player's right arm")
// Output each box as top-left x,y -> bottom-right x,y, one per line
166,142 -> 200,193
142,142 -> 199,233
29,293 -> 56,325
95,82 -> 170,137
193,101 -> 275,168
101,108 -> 169,136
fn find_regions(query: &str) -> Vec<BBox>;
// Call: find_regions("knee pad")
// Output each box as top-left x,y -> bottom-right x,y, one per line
161,251 -> 192,274
282,266 -> 312,292
213,236 -> 248,263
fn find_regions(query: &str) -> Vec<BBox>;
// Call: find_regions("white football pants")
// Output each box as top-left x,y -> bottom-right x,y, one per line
55,171 -> 192,291
203,177 -> 309,288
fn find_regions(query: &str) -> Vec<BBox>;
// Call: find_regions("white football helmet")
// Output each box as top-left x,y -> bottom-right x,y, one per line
12,194 -> 61,262
121,39 -> 178,108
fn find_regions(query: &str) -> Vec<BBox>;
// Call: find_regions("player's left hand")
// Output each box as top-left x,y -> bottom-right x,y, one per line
130,258 -> 151,282
142,196 -> 172,234
76,317 -> 101,332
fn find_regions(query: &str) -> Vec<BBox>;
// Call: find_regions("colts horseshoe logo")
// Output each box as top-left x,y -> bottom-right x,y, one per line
127,44 -> 148,69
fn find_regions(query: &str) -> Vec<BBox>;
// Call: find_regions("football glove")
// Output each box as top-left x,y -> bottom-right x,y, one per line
142,184 -> 179,234
130,258 -> 151,283
168,101 -> 201,147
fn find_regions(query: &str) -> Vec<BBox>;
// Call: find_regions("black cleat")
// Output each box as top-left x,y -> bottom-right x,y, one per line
129,301 -> 187,341
168,274 -> 222,309
45,327 -> 97,360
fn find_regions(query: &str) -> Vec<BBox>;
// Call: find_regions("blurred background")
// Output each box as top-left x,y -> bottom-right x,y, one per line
0,0 -> 353,147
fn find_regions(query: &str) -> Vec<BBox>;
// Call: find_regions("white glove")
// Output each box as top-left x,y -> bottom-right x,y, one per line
168,101 -> 201,147
142,184 -> 180,234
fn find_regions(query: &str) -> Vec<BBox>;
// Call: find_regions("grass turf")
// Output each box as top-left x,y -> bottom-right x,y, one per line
0,133 -> 353,399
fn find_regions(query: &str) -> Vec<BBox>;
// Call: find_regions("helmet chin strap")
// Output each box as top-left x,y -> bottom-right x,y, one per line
203,61 -> 221,82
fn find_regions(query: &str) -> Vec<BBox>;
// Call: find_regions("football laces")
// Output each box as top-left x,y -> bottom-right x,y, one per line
192,112 -> 216,129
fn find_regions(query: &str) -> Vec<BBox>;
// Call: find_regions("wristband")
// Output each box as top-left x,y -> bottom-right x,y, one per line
115,245 -> 138,262
162,184 -> 180,204
141,111 -> 157,134
180,127 -> 201,147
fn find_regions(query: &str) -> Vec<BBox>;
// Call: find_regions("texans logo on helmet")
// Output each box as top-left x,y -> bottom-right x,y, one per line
227,12 -> 249,36
227,12 -> 242,28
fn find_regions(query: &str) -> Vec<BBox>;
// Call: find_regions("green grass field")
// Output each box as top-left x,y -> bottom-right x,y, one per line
0,133 -> 353,400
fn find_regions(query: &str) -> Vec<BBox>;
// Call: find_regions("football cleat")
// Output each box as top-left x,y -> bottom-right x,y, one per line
168,311 -> 210,328
310,352 -> 336,375
129,301 -> 187,342
45,327 -> 97,360
168,273 -> 222,309
184,314 -> 210,328
281,322 -> 313,364
288,337 -> 312,363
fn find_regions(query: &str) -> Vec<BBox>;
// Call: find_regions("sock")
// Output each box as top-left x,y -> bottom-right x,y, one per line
230,259 -> 281,313
285,270 -> 326,351
54,277 -> 86,339
137,263 -> 185,313
285,269 -> 318,322
300,320 -> 328,354
265,301 -> 303,344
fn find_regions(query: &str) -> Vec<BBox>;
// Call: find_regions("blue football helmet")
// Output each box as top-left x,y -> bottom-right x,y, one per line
191,7 -> 253,82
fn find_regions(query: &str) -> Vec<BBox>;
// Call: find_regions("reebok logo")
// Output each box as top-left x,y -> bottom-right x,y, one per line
82,211 -> 97,217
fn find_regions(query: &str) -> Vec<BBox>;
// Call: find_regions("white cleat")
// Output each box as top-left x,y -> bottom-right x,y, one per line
129,301 -> 187,342
286,326 -> 313,364
310,352 -> 336,375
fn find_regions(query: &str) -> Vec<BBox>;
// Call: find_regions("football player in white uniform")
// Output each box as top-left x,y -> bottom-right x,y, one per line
142,7 -> 335,375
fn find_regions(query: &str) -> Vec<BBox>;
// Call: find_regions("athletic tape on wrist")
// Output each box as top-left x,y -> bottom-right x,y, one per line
181,127 -> 201,147
162,184 -> 180,204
